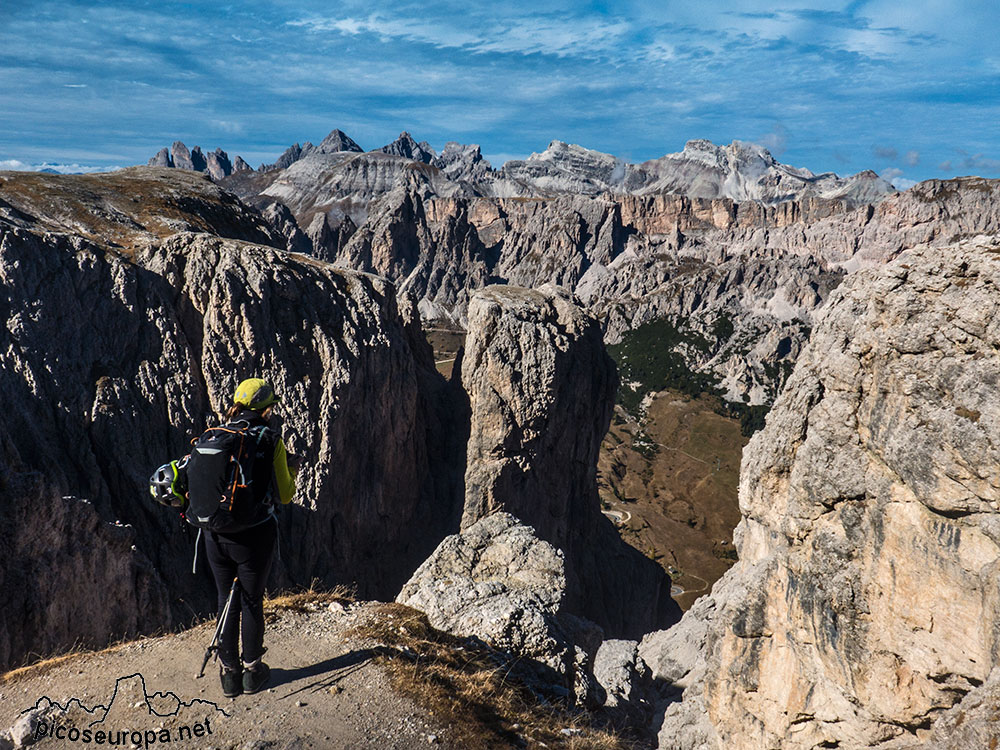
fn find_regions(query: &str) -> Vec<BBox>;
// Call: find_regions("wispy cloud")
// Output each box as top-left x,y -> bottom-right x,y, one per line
0,159 -> 120,173
0,0 -> 997,180
288,13 -> 634,60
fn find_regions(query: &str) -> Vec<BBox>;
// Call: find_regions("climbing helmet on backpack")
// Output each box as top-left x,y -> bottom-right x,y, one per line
149,455 -> 190,510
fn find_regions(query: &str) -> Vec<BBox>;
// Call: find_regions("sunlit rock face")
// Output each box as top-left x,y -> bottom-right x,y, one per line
641,236 -> 1000,748
459,284 -> 679,638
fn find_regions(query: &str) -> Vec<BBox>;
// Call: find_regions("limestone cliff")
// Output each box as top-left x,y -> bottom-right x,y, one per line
641,236 -> 1000,748
459,284 -> 679,638
0,170 -> 462,670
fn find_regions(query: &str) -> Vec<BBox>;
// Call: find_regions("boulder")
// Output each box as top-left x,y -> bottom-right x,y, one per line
592,639 -> 652,709
397,512 -> 600,703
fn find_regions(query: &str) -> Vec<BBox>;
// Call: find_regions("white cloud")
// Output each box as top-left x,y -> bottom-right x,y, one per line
961,153 -> 1000,172
905,150 -> 920,166
212,120 -> 245,135
0,160 -> 121,173
880,166 -> 916,189
756,123 -> 789,156
289,13 -> 632,59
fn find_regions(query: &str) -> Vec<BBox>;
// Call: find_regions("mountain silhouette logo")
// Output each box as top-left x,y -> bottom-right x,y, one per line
18,672 -> 229,746
20,672 -> 229,726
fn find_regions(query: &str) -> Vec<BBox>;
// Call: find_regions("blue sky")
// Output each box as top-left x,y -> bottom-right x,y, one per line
1,0 -> 998,187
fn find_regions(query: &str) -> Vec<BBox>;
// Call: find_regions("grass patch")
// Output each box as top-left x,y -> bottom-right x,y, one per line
264,582 -> 356,614
350,603 -> 640,750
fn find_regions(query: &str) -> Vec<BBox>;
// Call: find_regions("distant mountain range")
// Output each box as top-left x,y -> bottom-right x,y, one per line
133,128 -> 1000,408
146,129 -> 896,207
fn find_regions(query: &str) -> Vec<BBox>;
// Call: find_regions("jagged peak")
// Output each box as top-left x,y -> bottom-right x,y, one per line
378,132 -> 435,163
317,128 -> 363,154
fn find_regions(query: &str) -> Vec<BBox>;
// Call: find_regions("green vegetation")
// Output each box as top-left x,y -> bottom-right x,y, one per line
607,314 -> 785,438
607,317 -> 719,413
718,402 -> 770,438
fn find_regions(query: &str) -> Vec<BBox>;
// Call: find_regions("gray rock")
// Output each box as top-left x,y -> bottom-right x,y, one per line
260,141 -> 316,172
8,705 -> 63,749
147,147 -> 172,168
316,129 -> 363,154
260,200 -> 311,254
433,142 -> 493,183
459,284 -> 678,637
170,140 -> 194,170
189,145 -> 207,172
378,132 -> 435,164
592,639 -> 651,708
397,512 -> 600,703
0,169 -> 461,670
398,513 -> 567,658
646,236 -> 1000,748
204,147 -> 233,180
233,155 -> 252,172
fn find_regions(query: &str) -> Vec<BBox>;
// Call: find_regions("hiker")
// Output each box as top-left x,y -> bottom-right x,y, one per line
193,378 -> 299,698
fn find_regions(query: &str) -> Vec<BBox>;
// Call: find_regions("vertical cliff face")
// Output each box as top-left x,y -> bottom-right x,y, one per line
0,207 -> 461,668
642,236 -> 1000,748
0,421 -> 173,670
459,284 -> 679,638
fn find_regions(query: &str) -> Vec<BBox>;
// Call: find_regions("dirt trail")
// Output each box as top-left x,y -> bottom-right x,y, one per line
1,603 -> 449,750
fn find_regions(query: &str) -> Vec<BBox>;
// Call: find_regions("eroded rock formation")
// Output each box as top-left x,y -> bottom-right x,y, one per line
642,236 -> 1000,748
146,141 -> 250,179
0,170 -> 462,669
397,512 -> 601,703
459,284 -> 679,638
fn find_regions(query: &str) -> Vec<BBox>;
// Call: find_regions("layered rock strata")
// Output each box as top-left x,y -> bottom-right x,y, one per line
459,284 -> 679,637
642,236 -> 1000,748
325,180 -> 1000,403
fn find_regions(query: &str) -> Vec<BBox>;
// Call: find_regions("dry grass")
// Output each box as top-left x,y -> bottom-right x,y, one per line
264,582 -> 357,613
2,651 -> 91,685
1,633 -> 144,685
351,603 -> 640,750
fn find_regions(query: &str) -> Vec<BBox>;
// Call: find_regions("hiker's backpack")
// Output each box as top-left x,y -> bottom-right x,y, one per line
185,420 -> 276,533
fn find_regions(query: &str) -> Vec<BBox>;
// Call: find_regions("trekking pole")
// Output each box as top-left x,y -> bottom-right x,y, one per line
197,577 -> 239,679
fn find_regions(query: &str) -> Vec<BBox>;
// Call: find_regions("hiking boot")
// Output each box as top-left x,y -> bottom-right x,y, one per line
243,661 -> 270,694
220,667 -> 242,698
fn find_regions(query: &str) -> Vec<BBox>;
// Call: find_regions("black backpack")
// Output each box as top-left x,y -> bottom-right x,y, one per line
185,419 -> 276,533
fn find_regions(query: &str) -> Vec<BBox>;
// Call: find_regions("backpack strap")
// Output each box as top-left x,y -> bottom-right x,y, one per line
191,527 -> 203,574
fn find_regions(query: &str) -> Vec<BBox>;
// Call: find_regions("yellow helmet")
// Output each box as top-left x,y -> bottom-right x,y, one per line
233,378 -> 280,410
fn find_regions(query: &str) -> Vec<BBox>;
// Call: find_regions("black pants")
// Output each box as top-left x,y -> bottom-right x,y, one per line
204,517 -> 277,670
